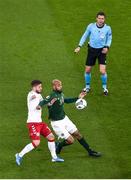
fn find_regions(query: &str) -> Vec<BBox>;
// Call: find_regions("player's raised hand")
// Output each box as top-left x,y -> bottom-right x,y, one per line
74,46 -> 81,53
79,91 -> 87,99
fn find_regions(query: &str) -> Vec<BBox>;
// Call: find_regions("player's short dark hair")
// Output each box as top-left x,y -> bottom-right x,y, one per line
96,11 -> 106,18
31,80 -> 42,87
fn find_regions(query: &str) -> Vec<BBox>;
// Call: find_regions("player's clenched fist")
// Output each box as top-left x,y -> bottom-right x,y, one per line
36,105 -> 41,110
74,46 -> 81,53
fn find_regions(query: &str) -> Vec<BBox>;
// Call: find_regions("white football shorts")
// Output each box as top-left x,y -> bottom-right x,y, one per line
51,116 -> 77,139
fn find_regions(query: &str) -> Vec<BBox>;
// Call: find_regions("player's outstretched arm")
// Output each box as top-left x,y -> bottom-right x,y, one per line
64,97 -> 78,104
64,92 -> 86,104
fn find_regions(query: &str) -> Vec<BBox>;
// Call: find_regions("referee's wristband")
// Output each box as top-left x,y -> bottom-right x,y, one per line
78,45 -> 81,48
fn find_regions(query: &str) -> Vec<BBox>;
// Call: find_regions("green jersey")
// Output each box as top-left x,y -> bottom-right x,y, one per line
39,90 -> 78,121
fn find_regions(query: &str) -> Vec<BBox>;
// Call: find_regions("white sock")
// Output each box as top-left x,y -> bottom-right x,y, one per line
48,141 -> 57,159
86,84 -> 90,89
103,85 -> 107,89
19,143 -> 35,157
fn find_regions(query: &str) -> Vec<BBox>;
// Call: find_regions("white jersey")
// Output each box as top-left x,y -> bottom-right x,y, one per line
27,91 -> 43,123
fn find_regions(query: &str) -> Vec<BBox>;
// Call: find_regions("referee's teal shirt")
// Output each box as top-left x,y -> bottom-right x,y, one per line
79,23 -> 112,48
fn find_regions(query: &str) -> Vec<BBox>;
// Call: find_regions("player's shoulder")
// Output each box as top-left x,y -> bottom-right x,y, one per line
27,91 -> 35,101
28,90 -> 37,95
87,23 -> 94,28
27,91 -> 42,99
28,90 -> 35,97
105,24 -> 111,30
50,91 -> 58,97
45,91 -> 56,100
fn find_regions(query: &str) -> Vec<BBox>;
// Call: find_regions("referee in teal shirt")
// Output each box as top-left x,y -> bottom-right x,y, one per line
74,12 -> 112,95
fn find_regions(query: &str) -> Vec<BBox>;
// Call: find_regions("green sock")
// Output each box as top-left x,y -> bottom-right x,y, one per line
78,137 -> 91,153
58,140 -> 71,149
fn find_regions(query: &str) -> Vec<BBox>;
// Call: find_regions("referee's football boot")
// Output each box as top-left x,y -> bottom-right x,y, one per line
88,149 -> 102,157
103,88 -> 108,96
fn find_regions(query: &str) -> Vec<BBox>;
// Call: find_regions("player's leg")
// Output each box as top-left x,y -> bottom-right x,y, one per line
15,141 -> 38,166
64,116 -> 101,157
15,123 -> 40,166
41,123 -> 64,162
99,64 -> 108,95
72,130 -> 101,157
84,66 -> 92,92
56,135 -> 74,154
98,52 -> 108,95
50,119 -> 74,154
63,117 -> 95,155
83,46 -> 97,92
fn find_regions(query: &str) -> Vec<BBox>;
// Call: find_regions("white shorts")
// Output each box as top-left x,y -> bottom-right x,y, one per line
51,116 -> 78,140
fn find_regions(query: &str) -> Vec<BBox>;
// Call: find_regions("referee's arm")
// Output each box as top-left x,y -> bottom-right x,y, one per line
79,25 -> 91,47
74,24 -> 92,53
105,27 -> 112,48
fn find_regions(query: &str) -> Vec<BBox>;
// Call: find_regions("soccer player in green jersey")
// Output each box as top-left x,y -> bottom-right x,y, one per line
36,79 -> 101,157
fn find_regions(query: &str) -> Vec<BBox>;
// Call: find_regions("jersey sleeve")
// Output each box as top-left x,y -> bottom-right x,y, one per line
39,94 -> 55,107
28,92 -> 36,101
105,26 -> 112,47
79,23 -> 92,47
64,97 -> 78,103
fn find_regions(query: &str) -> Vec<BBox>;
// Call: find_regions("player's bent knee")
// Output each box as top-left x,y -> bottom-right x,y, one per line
32,140 -> 40,147
46,133 -> 55,142
100,68 -> 106,74
85,69 -> 91,73
67,139 -> 74,144
67,136 -> 74,144
73,131 -> 82,140
100,65 -> 106,74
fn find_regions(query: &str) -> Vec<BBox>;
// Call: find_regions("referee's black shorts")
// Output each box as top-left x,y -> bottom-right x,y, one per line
86,45 -> 107,66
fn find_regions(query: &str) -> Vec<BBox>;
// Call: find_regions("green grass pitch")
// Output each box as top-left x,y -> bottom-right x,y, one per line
0,0 -> 131,178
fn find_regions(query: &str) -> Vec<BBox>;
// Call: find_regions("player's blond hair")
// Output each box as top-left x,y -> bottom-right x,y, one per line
52,79 -> 62,85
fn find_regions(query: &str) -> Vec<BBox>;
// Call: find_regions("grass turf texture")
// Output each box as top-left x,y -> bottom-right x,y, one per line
0,0 -> 131,178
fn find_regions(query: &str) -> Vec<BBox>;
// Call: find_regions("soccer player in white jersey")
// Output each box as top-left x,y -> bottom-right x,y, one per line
15,80 -> 64,165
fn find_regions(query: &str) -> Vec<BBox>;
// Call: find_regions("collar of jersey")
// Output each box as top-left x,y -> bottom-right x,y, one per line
96,23 -> 105,28
53,90 -> 62,94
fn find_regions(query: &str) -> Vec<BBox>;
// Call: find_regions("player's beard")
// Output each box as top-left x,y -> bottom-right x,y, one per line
36,90 -> 41,94
57,89 -> 62,93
